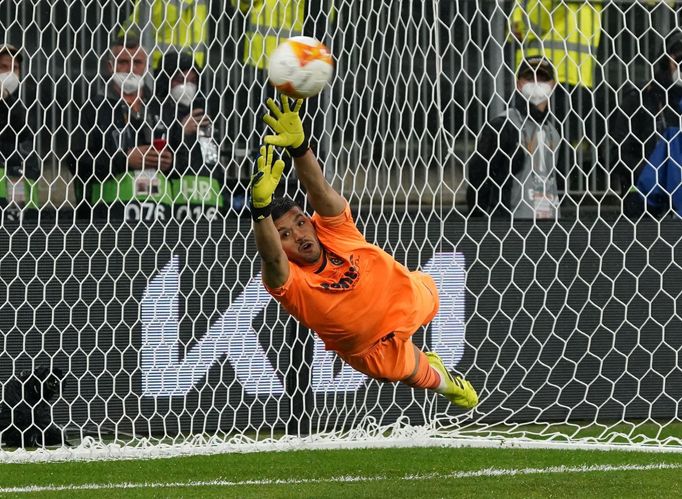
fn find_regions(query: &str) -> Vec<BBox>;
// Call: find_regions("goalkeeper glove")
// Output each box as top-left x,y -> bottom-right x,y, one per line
249,145 -> 285,222
263,96 -> 309,157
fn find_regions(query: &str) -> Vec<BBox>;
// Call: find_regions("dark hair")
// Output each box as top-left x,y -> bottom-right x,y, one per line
516,56 -> 555,82
271,196 -> 302,221
0,44 -> 22,65
154,50 -> 201,101
110,29 -> 141,50
103,29 -> 143,76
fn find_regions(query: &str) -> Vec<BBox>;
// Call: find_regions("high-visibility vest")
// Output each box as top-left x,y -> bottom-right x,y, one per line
231,0 -> 306,70
511,0 -> 602,88
123,0 -> 209,69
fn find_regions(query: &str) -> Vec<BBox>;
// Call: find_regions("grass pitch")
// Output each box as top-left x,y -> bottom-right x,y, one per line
1,446 -> 681,498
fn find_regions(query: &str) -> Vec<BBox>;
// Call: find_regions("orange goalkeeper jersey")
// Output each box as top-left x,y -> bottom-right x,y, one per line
265,203 -> 439,355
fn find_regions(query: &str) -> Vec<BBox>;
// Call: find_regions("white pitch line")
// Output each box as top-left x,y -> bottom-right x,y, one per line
1,462 -> 681,494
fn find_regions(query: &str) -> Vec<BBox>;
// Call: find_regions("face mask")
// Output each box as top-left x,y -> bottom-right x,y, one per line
0,72 -> 20,98
112,72 -> 145,94
170,82 -> 198,107
521,82 -> 554,106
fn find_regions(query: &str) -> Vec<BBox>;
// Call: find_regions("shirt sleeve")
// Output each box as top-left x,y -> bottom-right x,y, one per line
311,201 -> 365,243
261,262 -> 299,301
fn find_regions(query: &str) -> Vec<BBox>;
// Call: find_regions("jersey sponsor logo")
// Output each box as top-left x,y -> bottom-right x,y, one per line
320,265 -> 358,290
320,254 -> 360,291
139,252 -> 466,397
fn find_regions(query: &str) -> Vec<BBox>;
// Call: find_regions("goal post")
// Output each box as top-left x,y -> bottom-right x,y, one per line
2,0 -> 682,463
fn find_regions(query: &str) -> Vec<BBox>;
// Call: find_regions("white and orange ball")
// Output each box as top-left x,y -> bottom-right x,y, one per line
268,36 -> 334,99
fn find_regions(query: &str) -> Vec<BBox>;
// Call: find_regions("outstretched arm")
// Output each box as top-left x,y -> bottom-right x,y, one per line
254,217 -> 289,289
263,96 -> 345,217
290,147 -> 345,217
250,146 -> 290,288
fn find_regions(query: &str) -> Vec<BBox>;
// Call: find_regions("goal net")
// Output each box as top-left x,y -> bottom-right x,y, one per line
1,0 -> 682,462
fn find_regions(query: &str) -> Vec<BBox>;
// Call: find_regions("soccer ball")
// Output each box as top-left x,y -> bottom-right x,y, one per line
268,36 -> 334,99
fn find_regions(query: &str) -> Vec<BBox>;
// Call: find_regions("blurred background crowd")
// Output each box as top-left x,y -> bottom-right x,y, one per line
0,0 -> 680,223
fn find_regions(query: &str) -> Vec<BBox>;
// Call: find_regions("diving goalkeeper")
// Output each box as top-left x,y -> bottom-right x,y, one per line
250,96 -> 478,409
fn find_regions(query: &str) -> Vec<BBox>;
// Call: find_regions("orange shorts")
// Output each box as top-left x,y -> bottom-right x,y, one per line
338,332 -> 417,382
337,272 -> 439,382
416,271 -> 440,326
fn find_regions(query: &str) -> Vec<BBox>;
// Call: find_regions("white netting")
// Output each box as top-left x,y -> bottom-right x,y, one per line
1,0 -> 682,463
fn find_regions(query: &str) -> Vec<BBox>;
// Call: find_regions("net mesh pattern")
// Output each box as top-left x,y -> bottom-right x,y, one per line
1,0 -> 682,462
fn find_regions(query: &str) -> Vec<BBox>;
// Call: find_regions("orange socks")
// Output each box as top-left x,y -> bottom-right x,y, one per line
404,350 -> 441,390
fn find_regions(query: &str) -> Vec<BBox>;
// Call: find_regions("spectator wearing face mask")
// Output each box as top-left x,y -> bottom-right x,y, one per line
510,0 -> 602,145
467,57 -> 567,219
0,44 -> 40,222
70,32 -> 173,223
611,30 -> 682,219
154,51 -> 225,221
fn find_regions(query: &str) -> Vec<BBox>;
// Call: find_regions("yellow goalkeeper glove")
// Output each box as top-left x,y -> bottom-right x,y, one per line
263,96 -> 309,157
249,145 -> 285,222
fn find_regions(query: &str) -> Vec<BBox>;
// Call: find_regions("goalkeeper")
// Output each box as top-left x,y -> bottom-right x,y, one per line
249,96 -> 478,409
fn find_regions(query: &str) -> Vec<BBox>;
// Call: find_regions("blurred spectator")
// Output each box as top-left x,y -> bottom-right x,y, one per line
231,0 -> 304,70
510,1 -> 602,143
467,57 -> 565,219
231,0 -> 333,214
154,50 -> 225,221
70,33 -> 173,223
231,0 -> 306,157
120,0 -> 209,69
231,1 -> 334,150
0,44 -> 40,222
611,30 -> 682,219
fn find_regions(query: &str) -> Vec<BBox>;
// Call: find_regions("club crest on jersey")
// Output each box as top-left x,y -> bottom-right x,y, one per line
328,252 -> 344,266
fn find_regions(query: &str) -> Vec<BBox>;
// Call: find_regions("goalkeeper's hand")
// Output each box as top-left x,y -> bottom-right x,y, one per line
249,145 -> 285,222
263,96 -> 309,157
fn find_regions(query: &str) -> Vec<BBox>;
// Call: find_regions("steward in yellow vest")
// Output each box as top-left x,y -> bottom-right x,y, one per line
510,1 -> 603,159
122,0 -> 209,69
231,0 -> 333,168
231,0 -> 306,70
510,0 -> 602,89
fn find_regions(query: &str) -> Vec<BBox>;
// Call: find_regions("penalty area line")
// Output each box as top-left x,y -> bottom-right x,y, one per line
1,462 -> 681,494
